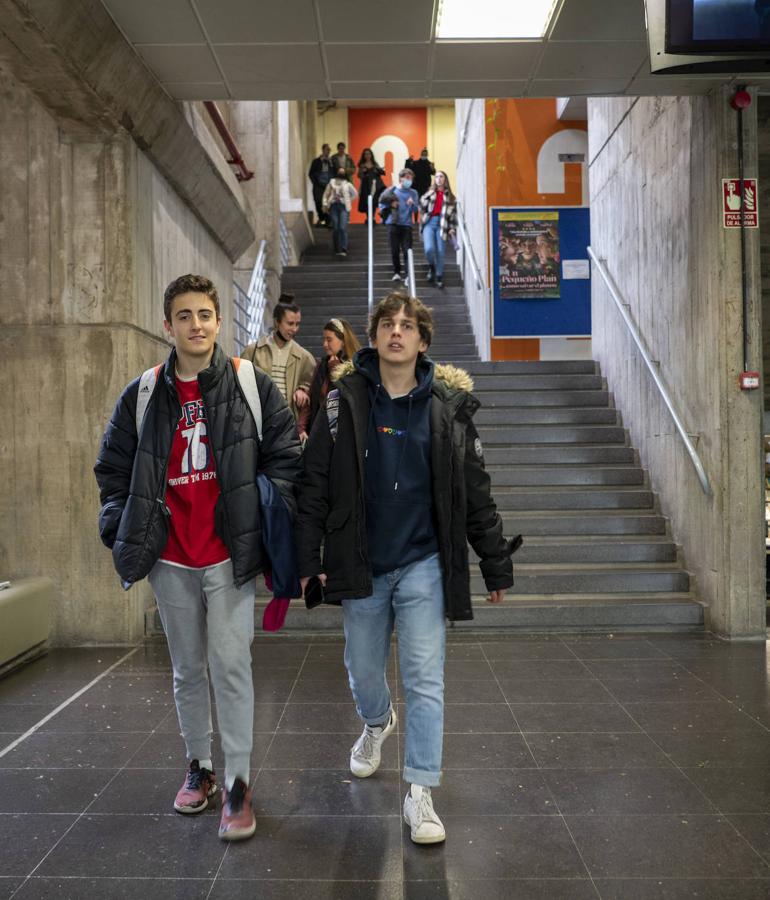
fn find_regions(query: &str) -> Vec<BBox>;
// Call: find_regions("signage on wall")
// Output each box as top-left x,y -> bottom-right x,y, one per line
722,178 -> 759,228
490,206 -> 591,339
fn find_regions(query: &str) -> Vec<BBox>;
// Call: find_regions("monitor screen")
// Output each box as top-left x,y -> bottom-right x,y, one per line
667,0 -> 770,53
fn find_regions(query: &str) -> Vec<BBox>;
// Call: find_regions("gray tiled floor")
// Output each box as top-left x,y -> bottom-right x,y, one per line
1,633 -> 770,899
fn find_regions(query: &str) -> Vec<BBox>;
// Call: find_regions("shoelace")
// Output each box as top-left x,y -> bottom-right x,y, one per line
415,790 -> 437,826
358,728 -> 378,759
185,767 -> 204,791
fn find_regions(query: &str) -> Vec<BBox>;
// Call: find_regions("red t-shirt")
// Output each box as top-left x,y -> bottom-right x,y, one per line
431,191 -> 444,217
160,376 -> 230,568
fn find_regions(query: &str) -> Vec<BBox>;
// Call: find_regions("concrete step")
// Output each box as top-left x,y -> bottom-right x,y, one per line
480,566 -> 690,595
484,446 -> 636,465
472,536 -> 678,564
465,360 -> 599,375
243,594 -> 703,633
477,425 -> 626,444
493,486 -> 654,510
475,408 -> 619,426
470,374 -> 605,390
474,390 -> 610,407
487,465 -> 644,487
499,510 -> 667,535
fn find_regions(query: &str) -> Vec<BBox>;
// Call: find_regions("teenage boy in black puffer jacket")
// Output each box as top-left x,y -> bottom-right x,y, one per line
94,274 -> 301,842
297,292 -> 517,845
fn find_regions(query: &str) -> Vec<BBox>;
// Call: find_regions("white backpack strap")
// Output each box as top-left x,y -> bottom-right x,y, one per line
135,364 -> 162,436
232,357 -> 263,442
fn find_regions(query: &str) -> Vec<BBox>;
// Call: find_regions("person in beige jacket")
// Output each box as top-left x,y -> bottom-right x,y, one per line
241,299 -> 316,421
322,168 -> 358,257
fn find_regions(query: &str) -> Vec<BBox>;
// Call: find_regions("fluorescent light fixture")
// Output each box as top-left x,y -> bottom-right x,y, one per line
437,0 -> 558,40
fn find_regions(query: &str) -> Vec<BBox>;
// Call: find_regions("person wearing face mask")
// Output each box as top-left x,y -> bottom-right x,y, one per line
419,171 -> 458,290
378,169 -> 420,284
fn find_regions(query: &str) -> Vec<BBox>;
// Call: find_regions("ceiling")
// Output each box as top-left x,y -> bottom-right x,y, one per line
99,0 -> 766,101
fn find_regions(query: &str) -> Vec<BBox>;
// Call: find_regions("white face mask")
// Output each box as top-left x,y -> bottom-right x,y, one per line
401,179 -> 413,189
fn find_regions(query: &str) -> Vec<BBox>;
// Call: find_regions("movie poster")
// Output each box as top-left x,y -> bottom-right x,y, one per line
497,211 -> 560,300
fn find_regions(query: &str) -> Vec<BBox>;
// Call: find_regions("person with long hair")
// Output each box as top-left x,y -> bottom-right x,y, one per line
357,149 -> 386,223
297,318 -> 360,441
419,171 -> 458,290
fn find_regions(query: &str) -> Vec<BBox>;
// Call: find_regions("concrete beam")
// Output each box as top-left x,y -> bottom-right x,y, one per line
0,0 -> 255,261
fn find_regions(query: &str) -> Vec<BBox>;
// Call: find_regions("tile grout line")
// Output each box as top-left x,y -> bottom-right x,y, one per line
0,647 -> 141,759
591,642 -> 770,872
7,647 -> 183,899
204,639 -> 315,900
482,637 -> 604,898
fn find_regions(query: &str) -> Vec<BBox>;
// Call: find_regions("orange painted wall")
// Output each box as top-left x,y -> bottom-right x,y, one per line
486,99 -> 587,359
347,108 -> 428,224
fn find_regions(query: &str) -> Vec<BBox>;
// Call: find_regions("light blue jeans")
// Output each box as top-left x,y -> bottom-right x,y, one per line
342,552 -> 445,787
422,216 -> 446,277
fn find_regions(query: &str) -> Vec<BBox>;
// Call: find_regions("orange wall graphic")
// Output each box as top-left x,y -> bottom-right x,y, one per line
347,108 -> 428,224
486,99 -> 588,360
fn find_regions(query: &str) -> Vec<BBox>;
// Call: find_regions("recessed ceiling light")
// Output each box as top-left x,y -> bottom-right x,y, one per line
437,0 -> 559,40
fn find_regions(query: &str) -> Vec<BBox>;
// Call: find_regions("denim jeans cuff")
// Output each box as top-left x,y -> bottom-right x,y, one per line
362,704 -> 393,728
403,765 -> 442,788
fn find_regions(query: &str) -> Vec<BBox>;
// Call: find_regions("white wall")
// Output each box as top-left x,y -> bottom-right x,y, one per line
455,99 -> 490,359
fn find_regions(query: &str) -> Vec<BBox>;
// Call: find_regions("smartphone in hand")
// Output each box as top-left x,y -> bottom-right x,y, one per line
304,575 -> 325,609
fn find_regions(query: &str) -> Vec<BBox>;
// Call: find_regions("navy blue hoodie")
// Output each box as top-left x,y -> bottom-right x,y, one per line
354,347 -> 438,576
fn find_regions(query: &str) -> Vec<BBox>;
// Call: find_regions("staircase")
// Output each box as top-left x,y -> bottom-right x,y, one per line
145,223 -> 705,637
270,224 -> 704,632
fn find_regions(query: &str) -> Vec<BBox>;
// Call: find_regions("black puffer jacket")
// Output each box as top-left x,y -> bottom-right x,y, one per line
296,358 -> 515,620
94,344 -> 302,589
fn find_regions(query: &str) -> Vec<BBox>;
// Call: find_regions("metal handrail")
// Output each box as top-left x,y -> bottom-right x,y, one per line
367,194 -> 374,313
407,248 -> 416,298
588,248 -> 712,496
233,239 -> 268,353
455,200 -> 484,291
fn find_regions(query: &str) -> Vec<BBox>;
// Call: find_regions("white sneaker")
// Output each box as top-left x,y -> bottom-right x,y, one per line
349,708 -> 397,778
403,784 -> 446,844
403,277 -> 410,290
391,273 -> 401,281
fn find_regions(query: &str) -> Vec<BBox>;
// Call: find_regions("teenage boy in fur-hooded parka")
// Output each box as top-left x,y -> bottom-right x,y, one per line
296,292 -> 518,846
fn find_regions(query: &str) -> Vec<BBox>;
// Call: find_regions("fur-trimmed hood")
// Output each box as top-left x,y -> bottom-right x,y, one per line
330,356 -> 473,393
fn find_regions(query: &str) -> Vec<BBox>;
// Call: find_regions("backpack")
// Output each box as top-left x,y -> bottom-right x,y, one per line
135,357 -> 262,441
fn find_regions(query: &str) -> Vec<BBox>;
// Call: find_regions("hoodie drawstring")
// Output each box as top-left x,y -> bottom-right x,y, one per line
364,384 -> 381,460
393,394 -> 413,492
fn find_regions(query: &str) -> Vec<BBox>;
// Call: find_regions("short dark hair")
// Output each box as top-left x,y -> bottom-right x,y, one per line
274,301 -> 301,322
337,142 -> 346,149
163,274 -> 220,322
399,168 -> 415,179
368,292 -> 433,348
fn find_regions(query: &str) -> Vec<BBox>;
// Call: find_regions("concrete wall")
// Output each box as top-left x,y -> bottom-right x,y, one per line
758,98 -> 770,414
0,68 -> 235,645
455,99 -> 490,359
427,106 -> 457,188
589,92 -> 765,639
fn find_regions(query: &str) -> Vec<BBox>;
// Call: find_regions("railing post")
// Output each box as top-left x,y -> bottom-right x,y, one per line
368,194 -> 374,314
407,248 -> 416,298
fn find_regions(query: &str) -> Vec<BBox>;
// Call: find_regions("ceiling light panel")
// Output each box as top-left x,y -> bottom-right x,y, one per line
437,0 -> 559,40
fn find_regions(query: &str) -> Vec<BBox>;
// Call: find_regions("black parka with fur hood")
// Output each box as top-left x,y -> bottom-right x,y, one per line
296,357 -> 515,620
94,344 -> 302,589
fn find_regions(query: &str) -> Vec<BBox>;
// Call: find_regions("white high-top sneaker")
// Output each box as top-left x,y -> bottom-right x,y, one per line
403,784 -> 446,844
349,708 -> 397,778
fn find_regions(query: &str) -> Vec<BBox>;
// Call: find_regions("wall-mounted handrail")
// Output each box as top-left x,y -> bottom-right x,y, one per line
588,248 -> 712,496
367,194 -> 374,314
203,101 -> 254,182
455,200 -> 484,291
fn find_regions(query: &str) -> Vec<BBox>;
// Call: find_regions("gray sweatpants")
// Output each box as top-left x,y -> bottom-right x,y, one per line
148,559 -> 255,785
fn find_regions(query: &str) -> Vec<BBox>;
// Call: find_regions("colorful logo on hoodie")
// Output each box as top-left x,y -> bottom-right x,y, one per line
377,425 -> 406,437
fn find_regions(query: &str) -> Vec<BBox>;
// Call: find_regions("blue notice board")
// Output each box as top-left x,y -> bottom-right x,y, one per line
490,206 -> 591,338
